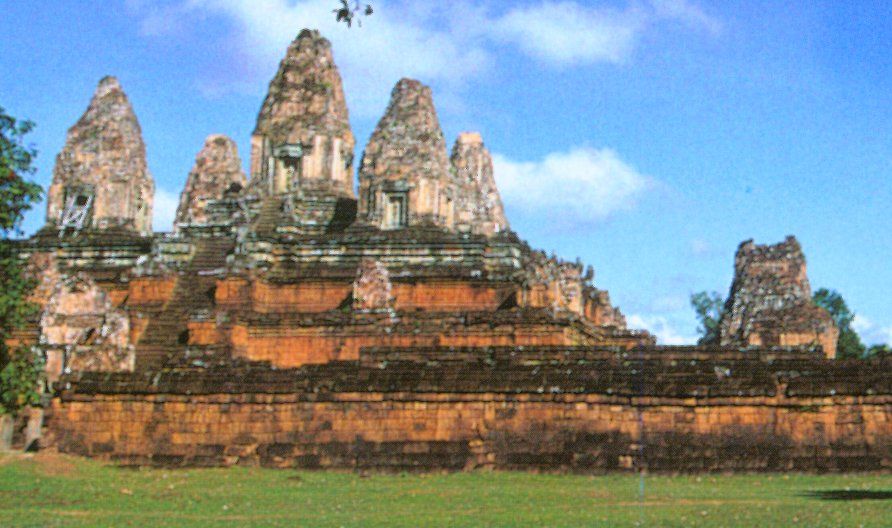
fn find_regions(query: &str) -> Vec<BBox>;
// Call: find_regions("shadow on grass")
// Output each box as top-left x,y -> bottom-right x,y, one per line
804,490 -> 892,501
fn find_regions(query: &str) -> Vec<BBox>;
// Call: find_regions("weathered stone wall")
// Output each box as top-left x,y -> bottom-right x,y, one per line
39,274 -> 134,381
219,278 -> 510,314
519,249 -> 629,329
49,348 -> 892,472
45,76 -> 154,234
227,312 -> 597,367
719,236 -> 838,357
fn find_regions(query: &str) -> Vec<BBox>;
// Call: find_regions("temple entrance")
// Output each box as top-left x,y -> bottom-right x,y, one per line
383,193 -> 407,229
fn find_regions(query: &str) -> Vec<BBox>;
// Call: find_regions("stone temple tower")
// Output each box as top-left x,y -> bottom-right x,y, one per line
45,76 -> 154,234
450,132 -> 509,236
248,29 -> 355,199
718,236 -> 838,357
358,78 -> 457,230
174,135 -> 246,231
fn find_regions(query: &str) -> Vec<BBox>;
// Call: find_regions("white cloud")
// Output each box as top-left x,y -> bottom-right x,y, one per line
852,314 -> 892,346
132,0 -> 720,114
690,238 -> 710,256
166,0 -> 490,117
491,0 -> 721,66
491,2 -> 644,65
492,146 -> 655,225
628,314 -> 697,345
852,314 -> 873,333
152,187 -> 180,232
649,0 -> 722,35
650,295 -> 688,312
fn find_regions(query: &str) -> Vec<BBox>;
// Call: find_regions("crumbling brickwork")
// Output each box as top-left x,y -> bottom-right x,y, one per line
248,29 -> 354,198
39,274 -> 134,380
719,236 -> 838,357
449,132 -> 509,236
174,135 -> 246,231
45,76 -> 154,234
49,348 -> 892,472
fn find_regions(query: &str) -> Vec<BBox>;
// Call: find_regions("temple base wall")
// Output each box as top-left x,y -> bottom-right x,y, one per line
49,392 -> 891,472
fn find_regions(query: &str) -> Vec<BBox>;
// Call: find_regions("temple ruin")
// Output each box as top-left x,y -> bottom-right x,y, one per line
718,236 -> 839,357
8,29 -> 889,471
174,135 -> 246,231
45,76 -> 154,235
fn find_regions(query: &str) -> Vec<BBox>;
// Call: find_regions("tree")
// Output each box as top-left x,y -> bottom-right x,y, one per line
812,288 -> 866,359
690,291 -> 723,345
866,344 -> 890,358
333,0 -> 373,27
1,106 -> 43,350
0,350 -> 44,417
0,106 -> 44,447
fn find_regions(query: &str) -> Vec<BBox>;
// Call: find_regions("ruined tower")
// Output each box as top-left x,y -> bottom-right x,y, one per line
718,236 -> 838,357
248,29 -> 355,198
358,78 -> 456,230
45,76 -> 154,234
450,132 -> 509,236
174,135 -> 246,231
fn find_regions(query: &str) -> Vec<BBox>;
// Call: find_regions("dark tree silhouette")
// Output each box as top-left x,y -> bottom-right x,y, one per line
334,0 -> 373,27
812,288 -> 866,359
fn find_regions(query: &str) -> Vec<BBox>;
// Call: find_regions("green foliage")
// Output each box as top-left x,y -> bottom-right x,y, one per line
866,344 -> 891,358
690,291 -> 724,345
0,347 -> 44,417
0,106 -> 43,235
0,106 -> 43,416
812,288 -> 866,359
0,242 -> 39,341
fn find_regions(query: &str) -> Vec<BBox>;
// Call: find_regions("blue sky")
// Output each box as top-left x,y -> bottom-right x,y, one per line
2,0 -> 890,345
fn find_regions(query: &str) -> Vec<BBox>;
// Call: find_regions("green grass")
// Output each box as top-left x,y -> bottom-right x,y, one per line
1,454 -> 889,527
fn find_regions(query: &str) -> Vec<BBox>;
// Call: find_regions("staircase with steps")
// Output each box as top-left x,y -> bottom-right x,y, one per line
134,237 -> 235,370
251,197 -> 283,237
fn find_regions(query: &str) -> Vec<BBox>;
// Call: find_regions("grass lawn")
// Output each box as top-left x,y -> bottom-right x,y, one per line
1,453 -> 889,527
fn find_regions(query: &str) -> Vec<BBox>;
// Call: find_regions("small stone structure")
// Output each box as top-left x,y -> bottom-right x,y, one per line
45,76 -> 154,234
718,236 -> 838,357
352,259 -> 394,311
174,135 -> 246,231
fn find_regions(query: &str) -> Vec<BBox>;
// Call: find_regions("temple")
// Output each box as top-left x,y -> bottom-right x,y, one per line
9,30 -> 889,472
22,29 -> 644,379
718,236 -> 839,357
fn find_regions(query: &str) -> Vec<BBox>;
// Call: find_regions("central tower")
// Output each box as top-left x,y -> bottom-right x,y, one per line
248,29 -> 355,198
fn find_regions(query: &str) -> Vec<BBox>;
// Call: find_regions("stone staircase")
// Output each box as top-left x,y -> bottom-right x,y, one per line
251,197 -> 283,237
134,238 -> 235,369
